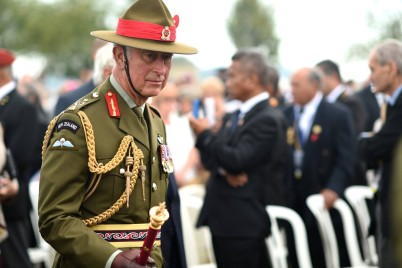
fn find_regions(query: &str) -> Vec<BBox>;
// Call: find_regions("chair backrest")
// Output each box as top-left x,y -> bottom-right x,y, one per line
28,172 -> 55,268
29,175 -> 49,250
306,194 -> 366,268
266,205 -> 312,268
178,191 -> 215,267
265,208 -> 288,268
344,186 -> 378,265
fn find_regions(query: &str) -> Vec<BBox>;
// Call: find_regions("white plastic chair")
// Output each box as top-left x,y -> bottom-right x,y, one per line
178,191 -> 216,268
28,173 -> 55,268
266,205 -> 312,268
306,194 -> 374,268
344,186 -> 378,266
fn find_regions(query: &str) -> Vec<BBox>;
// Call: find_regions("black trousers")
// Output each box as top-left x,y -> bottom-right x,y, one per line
0,219 -> 32,268
212,236 -> 271,268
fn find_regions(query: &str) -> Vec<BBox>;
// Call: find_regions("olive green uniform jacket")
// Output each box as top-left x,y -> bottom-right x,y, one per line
39,79 -> 168,267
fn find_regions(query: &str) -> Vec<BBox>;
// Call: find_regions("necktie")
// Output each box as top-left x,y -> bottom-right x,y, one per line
380,102 -> 388,123
132,107 -> 148,133
229,109 -> 241,133
295,106 -> 305,147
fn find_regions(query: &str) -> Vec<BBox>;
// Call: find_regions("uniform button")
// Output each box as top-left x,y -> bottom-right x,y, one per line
152,183 -> 157,192
152,156 -> 155,164
84,98 -> 88,102
92,92 -> 99,98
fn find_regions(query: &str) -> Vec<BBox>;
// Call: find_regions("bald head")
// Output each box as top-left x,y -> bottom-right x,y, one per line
290,67 -> 323,105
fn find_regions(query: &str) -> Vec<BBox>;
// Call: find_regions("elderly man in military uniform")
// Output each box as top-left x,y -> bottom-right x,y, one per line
38,0 -> 197,267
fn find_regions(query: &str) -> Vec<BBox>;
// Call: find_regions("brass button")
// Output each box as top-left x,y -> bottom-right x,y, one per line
152,156 -> 155,164
152,183 -> 157,192
92,92 -> 99,98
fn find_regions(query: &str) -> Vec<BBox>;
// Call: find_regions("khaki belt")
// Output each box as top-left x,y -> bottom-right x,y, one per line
90,223 -> 161,248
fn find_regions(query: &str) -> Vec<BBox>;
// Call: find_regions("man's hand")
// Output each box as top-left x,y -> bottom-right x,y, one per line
111,249 -> 156,268
188,115 -> 210,136
0,174 -> 19,202
225,173 -> 248,188
320,188 -> 339,209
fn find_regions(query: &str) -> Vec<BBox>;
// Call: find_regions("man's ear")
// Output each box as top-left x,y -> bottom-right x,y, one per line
113,46 -> 126,69
248,73 -> 259,86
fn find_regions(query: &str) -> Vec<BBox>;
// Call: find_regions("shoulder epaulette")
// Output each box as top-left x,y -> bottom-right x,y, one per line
65,91 -> 101,112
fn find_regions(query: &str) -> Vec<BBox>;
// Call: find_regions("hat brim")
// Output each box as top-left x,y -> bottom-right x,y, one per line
91,31 -> 198,55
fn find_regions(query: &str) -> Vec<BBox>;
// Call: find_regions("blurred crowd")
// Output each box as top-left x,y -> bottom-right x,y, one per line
1,35 -> 402,268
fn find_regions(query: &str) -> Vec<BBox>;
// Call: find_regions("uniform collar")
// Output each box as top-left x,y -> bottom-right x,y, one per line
0,80 -> 16,100
326,83 -> 344,103
239,92 -> 269,116
110,75 -> 145,112
389,83 -> 402,106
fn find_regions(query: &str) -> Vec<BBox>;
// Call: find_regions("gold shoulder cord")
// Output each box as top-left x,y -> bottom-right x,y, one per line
41,111 -> 145,227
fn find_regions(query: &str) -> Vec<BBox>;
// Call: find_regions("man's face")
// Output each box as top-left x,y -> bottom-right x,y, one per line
225,61 -> 251,102
369,51 -> 393,95
291,69 -> 316,105
127,47 -> 173,97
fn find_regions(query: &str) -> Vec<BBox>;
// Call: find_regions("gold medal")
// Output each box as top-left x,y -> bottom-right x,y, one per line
160,144 -> 174,173
294,169 -> 302,180
287,127 -> 295,145
312,125 -> 322,135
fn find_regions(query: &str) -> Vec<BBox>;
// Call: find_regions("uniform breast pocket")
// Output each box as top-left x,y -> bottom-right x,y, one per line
82,158 -> 125,215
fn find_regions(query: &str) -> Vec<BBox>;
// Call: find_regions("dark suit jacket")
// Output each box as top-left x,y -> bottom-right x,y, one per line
337,91 -> 367,136
354,85 -> 380,132
336,92 -> 369,186
196,100 -> 288,238
284,100 -> 356,208
0,89 -> 39,221
161,173 -> 187,268
54,79 -> 96,115
358,90 -> 402,237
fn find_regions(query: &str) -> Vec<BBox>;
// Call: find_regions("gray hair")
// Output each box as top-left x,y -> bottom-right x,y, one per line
309,67 -> 324,90
231,47 -> 270,87
93,43 -> 115,86
373,39 -> 402,74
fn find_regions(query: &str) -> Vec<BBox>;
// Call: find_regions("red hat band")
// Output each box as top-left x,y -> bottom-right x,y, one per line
116,15 -> 179,42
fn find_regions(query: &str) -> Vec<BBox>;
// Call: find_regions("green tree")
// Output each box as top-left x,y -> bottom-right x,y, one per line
0,0 -> 116,77
348,12 -> 402,60
227,0 -> 279,61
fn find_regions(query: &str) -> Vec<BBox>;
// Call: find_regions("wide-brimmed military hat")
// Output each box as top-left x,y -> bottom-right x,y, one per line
91,0 -> 197,55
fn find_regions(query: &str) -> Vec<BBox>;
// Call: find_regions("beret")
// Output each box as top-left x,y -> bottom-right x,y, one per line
0,49 -> 15,67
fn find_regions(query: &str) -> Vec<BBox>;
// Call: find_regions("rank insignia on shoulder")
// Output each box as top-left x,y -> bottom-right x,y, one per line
159,144 -> 174,173
57,120 -> 80,133
106,90 -> 121,118
52,138 -> 74,148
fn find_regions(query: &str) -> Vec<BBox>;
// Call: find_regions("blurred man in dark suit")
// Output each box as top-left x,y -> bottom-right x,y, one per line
358,39 -> 402,268
284,67 -> 356,267
0,48 -> 40,268
316,59 -> 368,186
315,59 -> 367,135
190,48 -> 288,268
54,39 -> 110,115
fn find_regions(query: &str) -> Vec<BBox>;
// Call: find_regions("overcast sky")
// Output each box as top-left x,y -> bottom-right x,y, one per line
14,0 -> 402,88
163,0 -> 402,87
